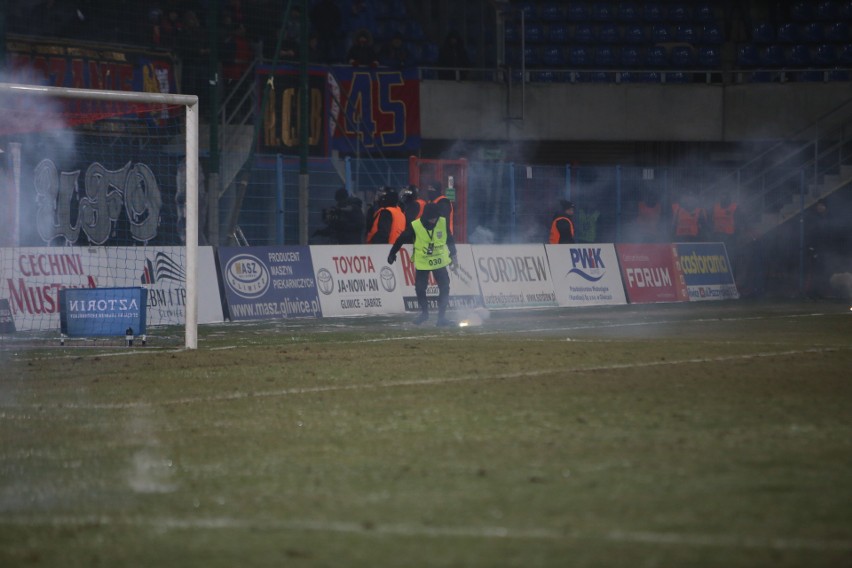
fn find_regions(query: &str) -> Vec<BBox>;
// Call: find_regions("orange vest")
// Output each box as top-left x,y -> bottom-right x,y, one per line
413,198 -> 427,219
366,206 -> 406,244
672,204 -> 700,237
712,203 -> 737,235
432,195 -> 454,234
549,215 -> 575,244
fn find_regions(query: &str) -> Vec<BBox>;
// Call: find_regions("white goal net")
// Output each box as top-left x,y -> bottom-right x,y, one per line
0,83 -> 199,348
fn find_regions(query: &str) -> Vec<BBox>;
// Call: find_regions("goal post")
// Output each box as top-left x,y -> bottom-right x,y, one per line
0,83 -> 200,349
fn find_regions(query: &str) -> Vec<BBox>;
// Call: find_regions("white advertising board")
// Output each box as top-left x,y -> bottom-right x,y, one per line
310,245 -> 406,317
545,244 -> 627,307
471,244 -> 558,309
0,246 -> 224,331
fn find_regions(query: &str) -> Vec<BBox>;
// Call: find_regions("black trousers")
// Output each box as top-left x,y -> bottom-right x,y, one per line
415,267 -> 450,317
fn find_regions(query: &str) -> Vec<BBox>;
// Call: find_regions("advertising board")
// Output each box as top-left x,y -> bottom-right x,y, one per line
218,246 -> 321,321
471,245 -> 558,309
616,243 -> 689,304
546,244 -> 627,307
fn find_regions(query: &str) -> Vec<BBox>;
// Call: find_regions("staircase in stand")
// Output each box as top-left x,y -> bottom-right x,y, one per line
723,97 -> 852,238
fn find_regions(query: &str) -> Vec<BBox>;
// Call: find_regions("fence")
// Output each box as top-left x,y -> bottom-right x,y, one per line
234,157 -> 802,245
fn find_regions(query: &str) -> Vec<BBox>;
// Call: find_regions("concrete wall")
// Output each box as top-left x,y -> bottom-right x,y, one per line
419,81 -> 852,142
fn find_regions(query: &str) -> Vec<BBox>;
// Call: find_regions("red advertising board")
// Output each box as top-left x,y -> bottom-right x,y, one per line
615,243 -> 689,304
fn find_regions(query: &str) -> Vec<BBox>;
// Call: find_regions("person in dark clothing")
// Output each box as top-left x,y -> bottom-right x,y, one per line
549,200 -> 576,244
347,29 -> 379,66
387,203 -> 457,327
437,30 -> 470,79
379,32 -> 412,68
399,184 -> 426,226
314,187 -> 365,244
310,0 -> 344,63
425,180 -> 454,235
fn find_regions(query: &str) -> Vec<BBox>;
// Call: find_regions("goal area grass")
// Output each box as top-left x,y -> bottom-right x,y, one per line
2,300 -> 852,567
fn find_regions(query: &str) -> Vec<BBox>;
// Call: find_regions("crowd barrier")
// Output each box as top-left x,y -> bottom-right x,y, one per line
1,243 -> 738,332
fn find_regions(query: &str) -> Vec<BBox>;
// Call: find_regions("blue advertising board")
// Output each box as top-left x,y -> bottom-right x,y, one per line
218,247 -> 322,321
59,287 -> 148,336
675,242 -> 740,301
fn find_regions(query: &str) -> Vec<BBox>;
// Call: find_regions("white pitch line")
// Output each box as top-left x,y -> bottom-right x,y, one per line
1,514 -> 850,552
1,347 -> 842,412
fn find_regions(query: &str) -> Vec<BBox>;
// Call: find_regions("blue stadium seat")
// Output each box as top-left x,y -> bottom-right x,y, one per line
541,45 -> 566,67
695,2 -> 716,22
594,45 -> 617,67
574,23 -> 596,43
788,44 -> 811,67
599,23 -> 621,43
825,22 -> 849,42
567,2 -> 590,21
520,1 -> 538,21
588,70 -> 616,83
790,1 -> 815,21
421,42 -> 439,64
751,22 -> 776,43
568,46 -> 592,67
623,24 -> 647,43
548,23 -> 570,43
673,24 -> 697,43
701,22 -> 724,44
531,70 -> 556,82
644,2 -> 664,22
617,1 -> 640,21
645,45 -> 668,67
828,69 -> 850,81
524,45 -> 540,66
813,43 -> 837,66
697,45 -> 721,68
842,0 -> 852,20
651,24 -> 671,43
407,20 -> 426,42
776,23 -> 799,44
620,45 -> 642,67
540,3 -> 565,22
737,44 -> 760,67
505,24 -> 519,44
670,46 -> 695,68
590,1 -> 614,21
759,45 -> 786,67
801,22 -> 825,43
816,1 -> 840,21
667,3 -> 690,22
838,43 -> 852,65
525,22 -> 545,43
666,71 -> 692,83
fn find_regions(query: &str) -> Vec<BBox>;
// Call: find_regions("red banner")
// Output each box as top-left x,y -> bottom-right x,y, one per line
616,243 -> 689,303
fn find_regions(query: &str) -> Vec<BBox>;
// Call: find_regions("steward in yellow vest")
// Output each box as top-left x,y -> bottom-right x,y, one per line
387,203 -> 457,326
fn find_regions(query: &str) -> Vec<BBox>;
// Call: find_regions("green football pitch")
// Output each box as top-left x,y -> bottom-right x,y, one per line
2,300 -> 851,567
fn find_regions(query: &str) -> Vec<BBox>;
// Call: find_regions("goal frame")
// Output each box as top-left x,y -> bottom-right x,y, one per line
0,83 -> 200,349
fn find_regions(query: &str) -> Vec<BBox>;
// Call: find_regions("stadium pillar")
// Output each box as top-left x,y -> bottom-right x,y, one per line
208,0 -> 222,245
298,0 -> 310,245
